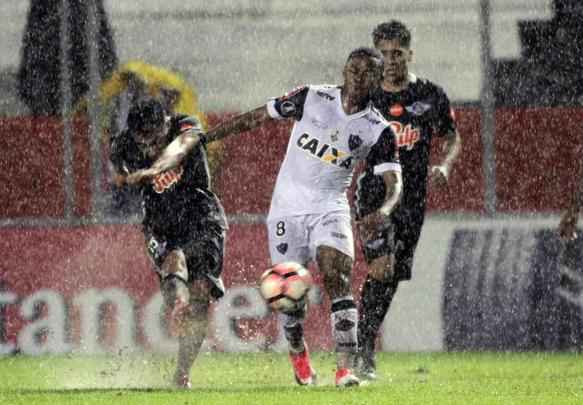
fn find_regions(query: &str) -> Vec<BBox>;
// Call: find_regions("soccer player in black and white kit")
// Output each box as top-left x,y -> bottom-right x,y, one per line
128,48 -> 403,387
354,21 -> 462,380
111,97 -> 228,389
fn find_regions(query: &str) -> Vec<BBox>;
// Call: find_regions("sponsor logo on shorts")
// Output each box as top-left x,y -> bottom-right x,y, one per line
322,219 -> 339,227
331,232 -> 348,240
276,243 -> 288,254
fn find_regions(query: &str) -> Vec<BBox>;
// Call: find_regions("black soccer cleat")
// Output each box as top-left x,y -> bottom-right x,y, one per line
356,352 -> 378,381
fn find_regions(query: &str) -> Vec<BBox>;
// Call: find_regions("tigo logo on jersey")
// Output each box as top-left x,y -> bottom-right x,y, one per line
296,133 -> 353,169
389,121 -> 421,151
389,104 -> 404,117
152,167 -> 184,193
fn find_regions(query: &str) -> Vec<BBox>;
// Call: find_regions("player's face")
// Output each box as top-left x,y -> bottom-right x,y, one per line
133,122 -> 168,159
342,56 -> 380,100
375,39 -> 412,85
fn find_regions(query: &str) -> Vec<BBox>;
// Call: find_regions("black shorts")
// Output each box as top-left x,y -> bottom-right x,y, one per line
359,207 -> 424,282
144,220 -> 227,299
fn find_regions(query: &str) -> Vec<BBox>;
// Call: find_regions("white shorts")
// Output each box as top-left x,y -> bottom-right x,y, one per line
267,211 -> 355,265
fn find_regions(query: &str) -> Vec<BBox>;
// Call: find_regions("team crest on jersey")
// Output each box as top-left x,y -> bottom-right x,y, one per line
296,133 -> 353,169
348,134 -> 363,151
152,167 -> 184,193
330,129 -> 339,142
389,121 -> 421,151
405,102 -> 431,116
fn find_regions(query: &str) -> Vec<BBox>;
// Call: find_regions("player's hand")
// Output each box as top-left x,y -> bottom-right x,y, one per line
559,208 -> 579,241
111,173 -> 127,188
430,165 -> 449,189
125,168 -> 158,186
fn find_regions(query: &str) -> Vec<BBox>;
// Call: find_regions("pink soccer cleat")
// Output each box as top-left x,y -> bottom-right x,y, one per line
335,368 -> 360,388
289,348 -> 317,386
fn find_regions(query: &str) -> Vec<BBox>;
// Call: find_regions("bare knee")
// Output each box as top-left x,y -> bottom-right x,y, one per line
161,249 -> 188,280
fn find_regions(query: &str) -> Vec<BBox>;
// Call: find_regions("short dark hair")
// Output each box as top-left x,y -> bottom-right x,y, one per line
126,97 -> 167,133
346,47 -> 383,68
372,20 -> 412,48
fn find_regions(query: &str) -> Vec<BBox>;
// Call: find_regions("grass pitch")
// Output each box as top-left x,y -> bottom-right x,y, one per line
1,352 -> 582,404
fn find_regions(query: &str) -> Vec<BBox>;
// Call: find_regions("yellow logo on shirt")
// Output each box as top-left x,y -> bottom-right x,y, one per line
296,133 -> 353,169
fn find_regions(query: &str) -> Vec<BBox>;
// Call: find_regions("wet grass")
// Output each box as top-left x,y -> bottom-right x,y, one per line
1,352 -> 583,404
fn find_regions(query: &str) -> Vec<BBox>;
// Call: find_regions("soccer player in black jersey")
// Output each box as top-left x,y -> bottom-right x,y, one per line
354,20 -> 462,380
110,97 -> 228,389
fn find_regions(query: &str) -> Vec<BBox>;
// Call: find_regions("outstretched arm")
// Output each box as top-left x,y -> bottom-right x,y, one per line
430,129 -> 461,188
126,105 -> 272,185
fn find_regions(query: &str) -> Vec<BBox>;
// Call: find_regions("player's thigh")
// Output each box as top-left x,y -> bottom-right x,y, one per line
266,216 -> 310,265
182,222 -> 227,299
311,211 -> 355,261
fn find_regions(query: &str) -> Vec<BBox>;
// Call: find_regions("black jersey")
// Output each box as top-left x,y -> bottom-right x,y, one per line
110,115 -> 227,237
357,74 -> 456,215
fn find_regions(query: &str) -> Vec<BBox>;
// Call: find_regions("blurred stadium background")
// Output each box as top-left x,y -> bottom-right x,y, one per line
1,0 -> 583,360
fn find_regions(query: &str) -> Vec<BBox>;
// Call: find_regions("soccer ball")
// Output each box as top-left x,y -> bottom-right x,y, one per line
259,262 -> 313,313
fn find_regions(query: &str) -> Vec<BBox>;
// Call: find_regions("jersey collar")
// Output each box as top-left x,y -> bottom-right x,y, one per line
334,87 -> 374,119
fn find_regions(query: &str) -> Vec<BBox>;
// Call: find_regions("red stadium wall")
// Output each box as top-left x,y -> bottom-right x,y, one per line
1,108 -> 582,218
0,223 -> 371,352
0,109 -> 581,353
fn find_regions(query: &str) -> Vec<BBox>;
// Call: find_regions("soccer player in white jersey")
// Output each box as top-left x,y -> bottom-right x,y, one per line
126,47 -> 403,388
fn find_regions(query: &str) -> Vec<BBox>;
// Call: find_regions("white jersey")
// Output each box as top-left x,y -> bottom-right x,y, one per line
265,85 -> 401,220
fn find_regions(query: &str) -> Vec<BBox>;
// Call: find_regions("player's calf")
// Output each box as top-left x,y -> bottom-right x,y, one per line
160,275 -> 191,336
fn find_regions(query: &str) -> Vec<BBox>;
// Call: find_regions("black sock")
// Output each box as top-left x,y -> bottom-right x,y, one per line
357,276 -> 397,355
280,308 -> 306,353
